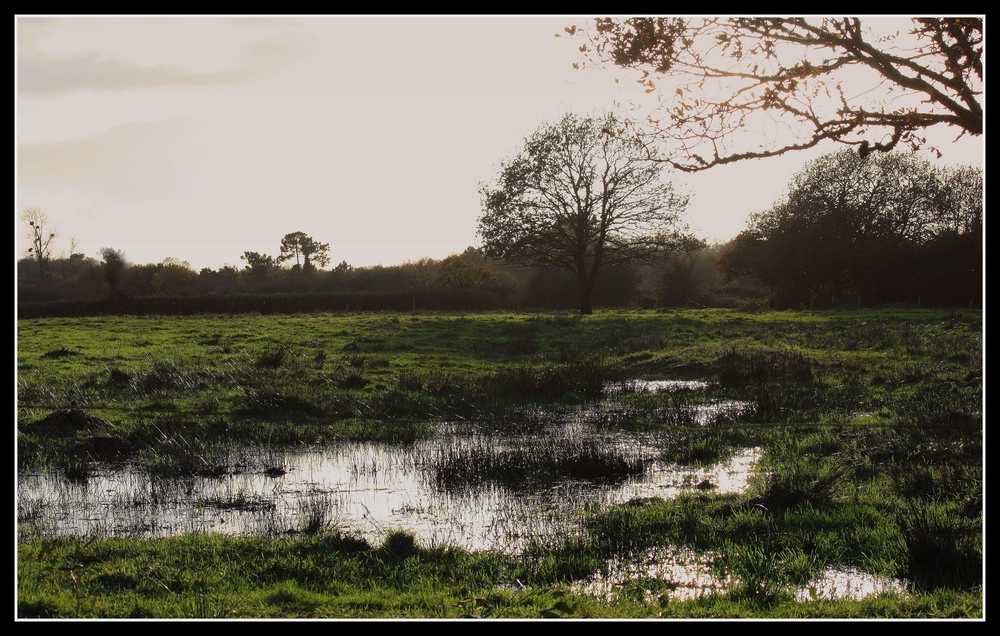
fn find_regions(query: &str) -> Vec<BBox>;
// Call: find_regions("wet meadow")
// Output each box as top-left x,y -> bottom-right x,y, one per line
16,309 -> 983,618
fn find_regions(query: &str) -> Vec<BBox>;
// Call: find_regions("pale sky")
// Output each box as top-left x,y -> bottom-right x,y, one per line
16,16 -> 984,272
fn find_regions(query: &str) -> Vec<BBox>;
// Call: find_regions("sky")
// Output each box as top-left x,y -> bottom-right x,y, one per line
16,15 -> 984,272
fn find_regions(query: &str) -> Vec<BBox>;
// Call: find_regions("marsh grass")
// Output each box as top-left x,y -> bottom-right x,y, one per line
485,358 -> 616,400
396,369 -> 463,395
379,529 -> 420,561
714,346 -> 815,420
429,433 -> 646,490
296,494 -> 341,536
500,322 -> 541,356
63,459 -> 91,484
753,460 -> 849,511
201,492 -> 276,513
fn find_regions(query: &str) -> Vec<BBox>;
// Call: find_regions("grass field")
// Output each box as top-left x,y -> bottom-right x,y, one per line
16,308 -> 983,618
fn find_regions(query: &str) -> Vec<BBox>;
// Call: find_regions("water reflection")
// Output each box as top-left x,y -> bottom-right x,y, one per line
574,549 -> 910,604
573,546 -> 726,602
18,421 -> 761,552
793,567 -> 910,602
605,379 -> 710,394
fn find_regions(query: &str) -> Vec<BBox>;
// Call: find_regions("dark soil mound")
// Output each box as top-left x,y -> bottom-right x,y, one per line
18,408 -> 111,437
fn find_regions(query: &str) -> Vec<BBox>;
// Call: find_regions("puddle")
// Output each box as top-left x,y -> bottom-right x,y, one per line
793,567 -> 910,601
17,421 -> 762,552
574,549 -> 911,605
605,380 -> 710,395
573,546 -> 726,603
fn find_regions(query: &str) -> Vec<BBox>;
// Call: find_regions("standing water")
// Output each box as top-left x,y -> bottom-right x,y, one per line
18,417 -> 760,552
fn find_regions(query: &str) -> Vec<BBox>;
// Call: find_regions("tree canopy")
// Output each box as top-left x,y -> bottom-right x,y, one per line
477,112 -> 689,314
574,17 -> 983,171
99,248 -> 127,297
719,149 -> 982,307
241,251 -> 277,279
278,232 -> 331,274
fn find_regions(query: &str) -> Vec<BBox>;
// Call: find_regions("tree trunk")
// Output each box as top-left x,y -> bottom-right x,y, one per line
579,279 -> 595,315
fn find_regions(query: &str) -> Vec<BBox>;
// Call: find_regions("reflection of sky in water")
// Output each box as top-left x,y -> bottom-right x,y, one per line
793,567 -> 910,602
606,379 -> 710,393
575,548 -> 910,604
18,421 -> 760,552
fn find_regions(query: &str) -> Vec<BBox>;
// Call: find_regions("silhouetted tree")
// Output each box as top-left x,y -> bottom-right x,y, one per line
241,251 -> 277,279
99,248 -> 127,298
434,254 -> 500,291
151,257 -> 200,296
573,18 -> 983,171
478,112 -> 690,314
718,149 -> 982,307
657,236 -> 710,306
20,207 -> 57,281
278,232 -> 330,274
933,165 -> 983,235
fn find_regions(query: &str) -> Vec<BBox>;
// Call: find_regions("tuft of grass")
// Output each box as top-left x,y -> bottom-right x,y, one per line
754,461 -> 848,511
297,494 -> 340,536
255,346 -> 290,369
380,530 -> 419,560
897,502 -> 982,591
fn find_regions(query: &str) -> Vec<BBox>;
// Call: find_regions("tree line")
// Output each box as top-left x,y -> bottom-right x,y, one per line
17,236 -> 693,313
17,144 -> 980,317
18,146 -> 981,314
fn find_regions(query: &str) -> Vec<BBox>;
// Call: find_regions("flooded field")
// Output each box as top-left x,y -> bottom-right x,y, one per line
18,416 -> 761,552
19,310 -> 975,616
16,379 -> 929,607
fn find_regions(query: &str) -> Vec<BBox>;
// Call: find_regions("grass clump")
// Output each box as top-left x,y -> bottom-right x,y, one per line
430,435 -> 645,490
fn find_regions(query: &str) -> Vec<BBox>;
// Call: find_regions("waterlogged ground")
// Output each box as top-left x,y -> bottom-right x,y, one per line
18,415 -> 760,551
16,380 -> 920,605
21,424 -> 912,606
20,311 -> 979,615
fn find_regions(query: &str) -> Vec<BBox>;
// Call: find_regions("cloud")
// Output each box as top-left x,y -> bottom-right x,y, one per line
18,118 -> 198,202
17,19 -> 305,98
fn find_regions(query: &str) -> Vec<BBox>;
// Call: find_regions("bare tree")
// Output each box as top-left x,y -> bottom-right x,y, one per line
573,17 -> 983,171
19,207 -> 57,280
478,112 -> 690,314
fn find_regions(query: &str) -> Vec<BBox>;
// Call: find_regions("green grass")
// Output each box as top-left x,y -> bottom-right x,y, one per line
17,308 -> 983,618
16,531 -> 981,618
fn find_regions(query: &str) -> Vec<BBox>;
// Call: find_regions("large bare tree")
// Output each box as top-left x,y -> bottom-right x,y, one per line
478,112 -> 690,314
572,17 -> 983,171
